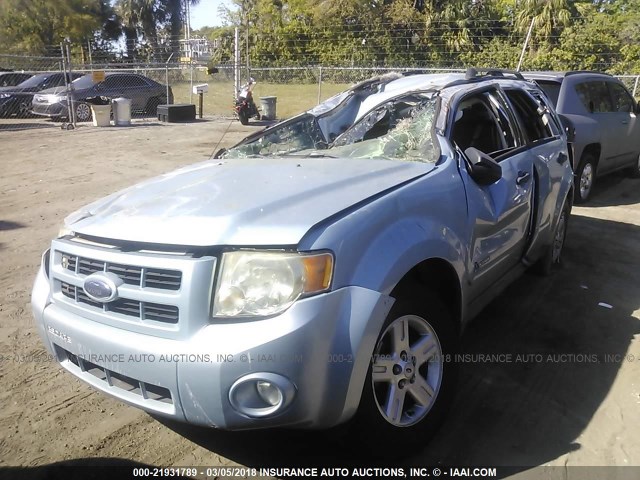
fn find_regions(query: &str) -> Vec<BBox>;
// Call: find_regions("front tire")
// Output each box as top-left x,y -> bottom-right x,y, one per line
348,289 -> 458,456
574,153 -> 597,203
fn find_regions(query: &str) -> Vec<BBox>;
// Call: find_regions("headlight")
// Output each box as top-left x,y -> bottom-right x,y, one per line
212,250 -> 333,318
0,93 -> 11,99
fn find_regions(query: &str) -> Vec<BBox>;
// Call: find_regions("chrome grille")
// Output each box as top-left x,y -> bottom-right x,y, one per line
61,253 -> 182,291
60,282 -> 179,324
50,238 -> 216,337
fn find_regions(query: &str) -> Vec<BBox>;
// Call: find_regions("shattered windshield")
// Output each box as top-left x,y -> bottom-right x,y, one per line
329,96 -> 438,162
223,114 -> 326,158
223,92 -> 438,163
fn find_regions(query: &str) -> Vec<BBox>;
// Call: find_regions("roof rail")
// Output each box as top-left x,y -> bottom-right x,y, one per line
564,70 -> 612,77
465,67 -> 525,80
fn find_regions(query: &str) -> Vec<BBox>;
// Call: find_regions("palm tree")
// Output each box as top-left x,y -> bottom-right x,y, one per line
162,0 -> 200,54
115,0 -> 164,60
515,0 -> 578,46
115,0 -> 140,59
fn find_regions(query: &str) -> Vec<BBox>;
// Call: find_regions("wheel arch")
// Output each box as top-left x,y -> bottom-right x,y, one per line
390,257 -> 463,335
580,143 -> 601,167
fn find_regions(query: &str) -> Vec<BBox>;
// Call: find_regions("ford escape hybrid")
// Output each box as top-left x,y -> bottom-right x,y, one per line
32,69 -> 574,452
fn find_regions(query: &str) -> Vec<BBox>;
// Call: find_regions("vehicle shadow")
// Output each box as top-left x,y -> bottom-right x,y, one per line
0,458 -> 191,480
0,220 -> 25,231
581,172 -> 640,207
156,214 -> 640,472
0,121 -> 56,132
410,212 -> 640,467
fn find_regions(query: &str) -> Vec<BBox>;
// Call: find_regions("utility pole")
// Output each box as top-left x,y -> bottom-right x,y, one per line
234,27 -> 241,97
517,18 -> 535,72
185,0 -> 191,41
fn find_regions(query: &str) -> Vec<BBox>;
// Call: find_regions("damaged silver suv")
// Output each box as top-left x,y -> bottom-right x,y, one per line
32,70 -> 573,452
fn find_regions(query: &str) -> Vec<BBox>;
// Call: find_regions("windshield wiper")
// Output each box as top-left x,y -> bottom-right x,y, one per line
287,151 -> 336,158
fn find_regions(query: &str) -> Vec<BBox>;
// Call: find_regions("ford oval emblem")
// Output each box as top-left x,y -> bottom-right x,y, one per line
82,272 -> 122,302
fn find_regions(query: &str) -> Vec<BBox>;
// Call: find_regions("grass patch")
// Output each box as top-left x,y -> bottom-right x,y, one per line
170,82 -> 351,120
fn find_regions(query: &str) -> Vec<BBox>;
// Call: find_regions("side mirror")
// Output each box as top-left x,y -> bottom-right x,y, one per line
465,147 -> 502,185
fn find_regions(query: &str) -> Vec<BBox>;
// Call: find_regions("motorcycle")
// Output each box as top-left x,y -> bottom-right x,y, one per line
235,78 -> 260,125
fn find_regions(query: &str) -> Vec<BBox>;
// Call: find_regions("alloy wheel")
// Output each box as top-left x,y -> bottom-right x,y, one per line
580,162 -> 594,200
75,103 -> 91,122
371,314 -> 443,427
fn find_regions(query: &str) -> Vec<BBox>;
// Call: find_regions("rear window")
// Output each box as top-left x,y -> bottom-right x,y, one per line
504,89 -> 555,143
72,74 -> 97,90
575,81 -> 613,113
535,80 -> 561,107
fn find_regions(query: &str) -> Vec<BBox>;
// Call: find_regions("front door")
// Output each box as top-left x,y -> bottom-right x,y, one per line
451,89 -> 534,300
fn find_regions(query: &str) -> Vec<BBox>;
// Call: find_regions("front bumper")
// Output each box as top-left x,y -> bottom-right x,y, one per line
31,101 -> 67,118
32,264 -> 392,430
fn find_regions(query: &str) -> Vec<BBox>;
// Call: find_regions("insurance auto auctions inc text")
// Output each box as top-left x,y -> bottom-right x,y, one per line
256,467 -> 497,477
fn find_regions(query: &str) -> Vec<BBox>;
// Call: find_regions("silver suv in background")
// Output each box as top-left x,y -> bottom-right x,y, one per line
524,71 -> 640,202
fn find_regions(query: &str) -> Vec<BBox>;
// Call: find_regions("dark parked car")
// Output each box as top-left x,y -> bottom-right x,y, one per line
524,71 -> 640,202
0,71 -> 33,87
31,72 -> 173,122
0,72 -> 80,118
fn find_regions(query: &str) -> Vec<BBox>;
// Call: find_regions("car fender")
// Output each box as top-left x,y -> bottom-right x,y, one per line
560,113 -> 601,167
299,157 -> 468,309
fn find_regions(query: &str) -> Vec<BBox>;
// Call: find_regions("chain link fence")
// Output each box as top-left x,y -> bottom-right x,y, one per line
1,52 -> 640,132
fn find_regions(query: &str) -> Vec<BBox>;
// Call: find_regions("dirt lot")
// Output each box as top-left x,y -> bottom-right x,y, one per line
0,117 -> 639,478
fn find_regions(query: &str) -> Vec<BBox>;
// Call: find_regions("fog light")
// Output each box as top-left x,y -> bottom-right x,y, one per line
256,381 -> 283,407
228,372 -> 296,418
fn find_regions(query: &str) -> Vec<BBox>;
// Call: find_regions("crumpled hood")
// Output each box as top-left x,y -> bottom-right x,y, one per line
66,156 -> 434,246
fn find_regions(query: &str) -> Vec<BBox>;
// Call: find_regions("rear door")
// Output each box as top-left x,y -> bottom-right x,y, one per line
119,75 -> 152,111
503,87 -> 569,262
606,80 -> 640,169
451,88 -> 535,300
94,75 -> 126,101
573,81 -> 622,173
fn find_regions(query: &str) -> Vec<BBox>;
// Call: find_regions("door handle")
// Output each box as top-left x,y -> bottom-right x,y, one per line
557,152 -> 568,164
516,171 -> 531,185
622,120 -> 629,124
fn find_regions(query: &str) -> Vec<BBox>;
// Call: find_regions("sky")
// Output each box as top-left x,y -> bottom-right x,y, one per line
190,0 -> 233,30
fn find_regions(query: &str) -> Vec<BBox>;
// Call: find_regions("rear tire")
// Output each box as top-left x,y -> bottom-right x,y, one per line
17,100 -> 32,118
238,109 -> 249,125
574,153 -> 597,203
627,153 -> 640,178
75,102 -> 92,122
532,199 -> 571,276
145,97 -> 161,117
346,288 -> 458,457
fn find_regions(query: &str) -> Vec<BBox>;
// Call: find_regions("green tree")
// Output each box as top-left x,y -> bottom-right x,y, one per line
514,0 -> 579,47
0,0 -> 109,54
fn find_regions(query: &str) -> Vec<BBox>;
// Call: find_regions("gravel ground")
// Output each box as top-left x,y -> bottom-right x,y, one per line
0,117 -> 639,479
